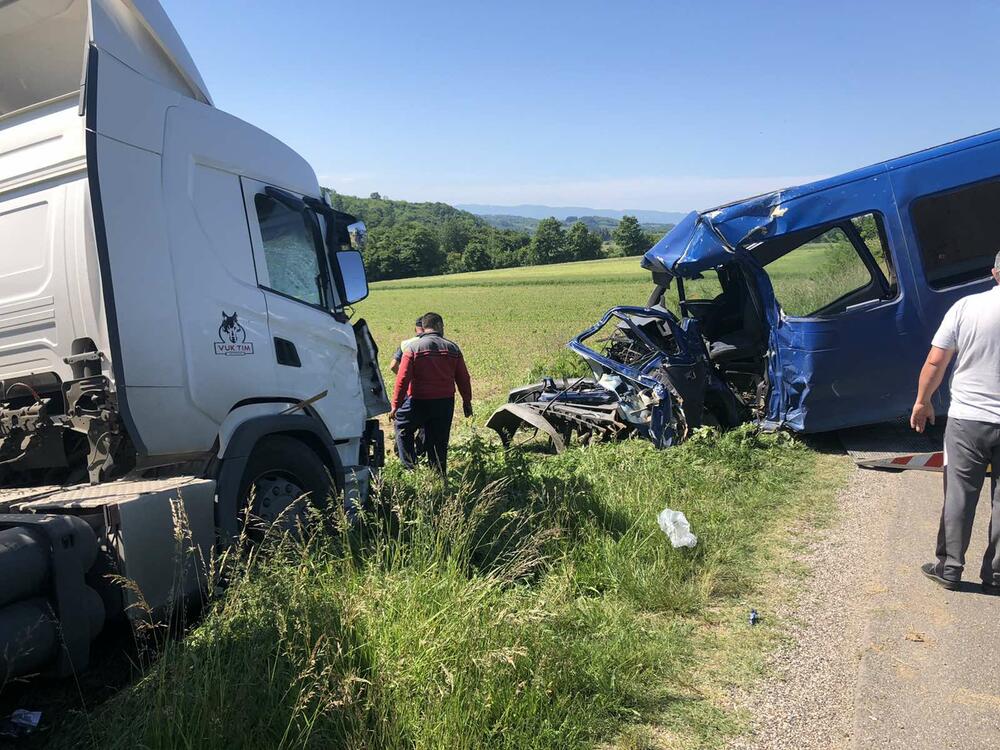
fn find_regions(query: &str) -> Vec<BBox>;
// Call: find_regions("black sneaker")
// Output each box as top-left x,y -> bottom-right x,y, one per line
983,578 -> 1000,596
921,562 -> 960,590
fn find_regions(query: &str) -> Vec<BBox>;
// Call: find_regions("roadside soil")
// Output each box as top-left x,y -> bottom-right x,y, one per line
728,465 -> 1000,750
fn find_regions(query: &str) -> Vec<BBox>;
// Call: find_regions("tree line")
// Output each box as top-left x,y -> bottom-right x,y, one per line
325,190 -> 670,282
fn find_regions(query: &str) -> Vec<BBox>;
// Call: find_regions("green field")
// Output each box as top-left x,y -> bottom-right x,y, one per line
360,244 -> 866,404
56,256 -> 848,750
362,257 -> 706,403
360,257 -> 650,402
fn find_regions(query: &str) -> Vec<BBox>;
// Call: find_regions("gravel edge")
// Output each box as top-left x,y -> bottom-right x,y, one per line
724,465 -> 900,750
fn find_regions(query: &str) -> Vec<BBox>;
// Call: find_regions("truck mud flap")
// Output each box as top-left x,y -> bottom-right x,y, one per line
487,403 -> 567,454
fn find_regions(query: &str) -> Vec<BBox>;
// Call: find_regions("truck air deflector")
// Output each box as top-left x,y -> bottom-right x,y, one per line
89,0 -> 213,105
84,45 -> 146,456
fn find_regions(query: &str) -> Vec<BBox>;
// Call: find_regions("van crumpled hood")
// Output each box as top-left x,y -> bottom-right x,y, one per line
642,191 -> 787,278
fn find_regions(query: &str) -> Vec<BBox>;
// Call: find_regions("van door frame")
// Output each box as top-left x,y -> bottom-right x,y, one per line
754,181 -> 922,432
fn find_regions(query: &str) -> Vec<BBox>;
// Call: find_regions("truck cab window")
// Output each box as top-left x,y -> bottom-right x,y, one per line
755,213 -> 893,318
253,194 -> 325,306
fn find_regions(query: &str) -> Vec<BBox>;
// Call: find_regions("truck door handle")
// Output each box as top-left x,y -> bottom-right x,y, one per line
274,338 -> 301,367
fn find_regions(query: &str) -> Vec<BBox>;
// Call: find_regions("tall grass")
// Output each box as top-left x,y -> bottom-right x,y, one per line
55,427 -> 814,749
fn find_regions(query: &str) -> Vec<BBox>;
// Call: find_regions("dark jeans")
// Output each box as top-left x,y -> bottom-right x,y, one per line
395,397 -> 455,473
936,417 -> 1000,583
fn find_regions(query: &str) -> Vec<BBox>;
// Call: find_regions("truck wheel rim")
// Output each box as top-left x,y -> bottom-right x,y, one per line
249,471 -> 308,529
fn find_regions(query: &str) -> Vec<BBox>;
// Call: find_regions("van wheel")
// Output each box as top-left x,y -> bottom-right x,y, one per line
237,436 -> 334,534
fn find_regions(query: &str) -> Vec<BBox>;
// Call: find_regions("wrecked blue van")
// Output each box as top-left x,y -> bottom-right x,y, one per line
489,130 -> 1000,450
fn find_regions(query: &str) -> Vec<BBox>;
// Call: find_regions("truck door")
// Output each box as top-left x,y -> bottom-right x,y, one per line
240,179 -> 366,444
759,184 -> 923,432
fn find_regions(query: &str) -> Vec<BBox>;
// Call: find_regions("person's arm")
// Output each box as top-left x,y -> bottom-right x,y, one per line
455,355 -> 473,417
390,352 -> 413,419
389,347 -> 403,374
910,346 -> 955,433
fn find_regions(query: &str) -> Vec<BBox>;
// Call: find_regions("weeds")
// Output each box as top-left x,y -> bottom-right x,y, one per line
53,427 -> 814,749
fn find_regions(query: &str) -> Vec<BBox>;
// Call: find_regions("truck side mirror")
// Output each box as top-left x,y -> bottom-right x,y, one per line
347,221 -> 367,251
337,250 -> 369,304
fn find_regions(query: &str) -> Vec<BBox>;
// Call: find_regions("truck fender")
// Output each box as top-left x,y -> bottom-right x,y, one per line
214,413 -> 345,543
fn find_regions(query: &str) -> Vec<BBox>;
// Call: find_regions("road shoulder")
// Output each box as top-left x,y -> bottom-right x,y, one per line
726,460 -> 892,750
728,463 -> 1000,750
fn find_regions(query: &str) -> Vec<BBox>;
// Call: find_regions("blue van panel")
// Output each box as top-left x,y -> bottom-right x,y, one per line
642,127 -> 1000,434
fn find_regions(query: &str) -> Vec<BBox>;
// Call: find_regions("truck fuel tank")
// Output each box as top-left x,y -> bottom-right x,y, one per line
7,478 -> 217,621
0,477 -> 216,680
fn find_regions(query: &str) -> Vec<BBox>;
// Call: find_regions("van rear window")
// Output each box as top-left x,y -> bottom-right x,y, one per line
912,179 -> 1000,289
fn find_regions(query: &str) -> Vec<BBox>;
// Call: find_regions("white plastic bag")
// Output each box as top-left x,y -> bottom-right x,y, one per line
657,508 -> 697,548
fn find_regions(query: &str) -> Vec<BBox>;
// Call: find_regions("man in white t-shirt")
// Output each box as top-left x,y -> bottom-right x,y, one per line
390,317 -> 424,374
911,252 -> 1000,595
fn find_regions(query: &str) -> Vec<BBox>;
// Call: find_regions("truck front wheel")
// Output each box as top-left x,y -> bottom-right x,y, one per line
236,435 -> 334,534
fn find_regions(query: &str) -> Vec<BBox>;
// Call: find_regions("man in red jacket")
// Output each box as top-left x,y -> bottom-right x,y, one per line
389,312 -> 473,473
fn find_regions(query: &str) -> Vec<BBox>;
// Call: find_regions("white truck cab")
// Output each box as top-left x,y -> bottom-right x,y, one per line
0,0 -> 388,679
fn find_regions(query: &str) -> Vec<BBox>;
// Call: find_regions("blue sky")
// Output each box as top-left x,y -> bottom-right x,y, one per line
163,0 -> 1000,211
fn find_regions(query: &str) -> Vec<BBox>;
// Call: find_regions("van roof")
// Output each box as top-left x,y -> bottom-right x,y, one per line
644,127 -> 1000,277
709,126 -> 1000,214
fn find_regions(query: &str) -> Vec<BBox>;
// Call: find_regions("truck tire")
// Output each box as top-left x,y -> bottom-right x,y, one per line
236,435 -> 334,534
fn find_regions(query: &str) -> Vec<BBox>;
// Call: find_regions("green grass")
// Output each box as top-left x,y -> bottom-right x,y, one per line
360,257 -> 724,402
54,428 -> 832,750
50,255 -> 849,749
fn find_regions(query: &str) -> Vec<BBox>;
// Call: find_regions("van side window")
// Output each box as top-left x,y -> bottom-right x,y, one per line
912,179 -> 1000,289
754,212 -> 894,318
851,214 -> 896,291
253,194 -> 324,306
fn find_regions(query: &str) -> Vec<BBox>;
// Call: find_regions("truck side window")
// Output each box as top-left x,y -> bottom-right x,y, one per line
912,178 -> 1000,289
755,212 -> 893,318
254,194 -> 325,306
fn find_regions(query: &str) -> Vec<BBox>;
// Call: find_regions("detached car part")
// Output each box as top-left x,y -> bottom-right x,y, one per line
489,306 -> 746,452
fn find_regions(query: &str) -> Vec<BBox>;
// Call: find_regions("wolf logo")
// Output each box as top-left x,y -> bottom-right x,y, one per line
214,311 -> 253,355
219,311 -> 245,344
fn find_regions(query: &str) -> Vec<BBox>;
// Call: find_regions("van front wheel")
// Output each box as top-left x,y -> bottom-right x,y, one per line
236,435 -> 334,534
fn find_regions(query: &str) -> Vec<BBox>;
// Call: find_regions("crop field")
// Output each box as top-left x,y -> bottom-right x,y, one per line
359,246 -> 853,407
359,257 -> 654,404
362,257 -> 723,405
54,255 -> 846,750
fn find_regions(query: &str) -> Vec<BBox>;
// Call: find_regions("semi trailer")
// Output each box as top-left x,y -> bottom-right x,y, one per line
0,0 -> 388,681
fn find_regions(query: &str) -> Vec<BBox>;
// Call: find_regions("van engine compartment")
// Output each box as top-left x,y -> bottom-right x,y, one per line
488,269 -> 768,451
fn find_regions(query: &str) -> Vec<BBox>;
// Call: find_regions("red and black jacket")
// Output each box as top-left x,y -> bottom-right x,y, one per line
392,332 -> 472,409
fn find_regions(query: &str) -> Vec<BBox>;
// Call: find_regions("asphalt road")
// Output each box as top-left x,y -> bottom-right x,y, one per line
854,468 -> 1000,749
729,464 -> 999,750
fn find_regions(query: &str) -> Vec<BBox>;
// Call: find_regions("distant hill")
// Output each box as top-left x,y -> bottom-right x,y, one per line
477,214 -> 540,232
477,214 -> 674,235
325,191 -> 487,231
457,203 -> 688,225
320,190 -> 671,281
